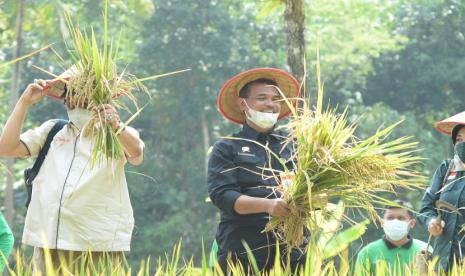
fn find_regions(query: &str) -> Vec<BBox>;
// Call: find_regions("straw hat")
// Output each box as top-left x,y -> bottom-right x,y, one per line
217,68 -> 300,124
434,111 -> 465,135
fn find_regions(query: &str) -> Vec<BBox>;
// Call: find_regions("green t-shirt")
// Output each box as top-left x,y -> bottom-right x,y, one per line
0,212 -> 14,272
354,237 -> 427,275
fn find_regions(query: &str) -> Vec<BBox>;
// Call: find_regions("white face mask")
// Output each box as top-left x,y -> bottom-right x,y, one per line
383,219 -> 410,241
67,108 -> 93,130
243,100 -> 279,129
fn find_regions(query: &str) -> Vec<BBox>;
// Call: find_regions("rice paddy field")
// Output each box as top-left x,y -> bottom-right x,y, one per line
3,244 -> 465,275
2,0 -> 464,275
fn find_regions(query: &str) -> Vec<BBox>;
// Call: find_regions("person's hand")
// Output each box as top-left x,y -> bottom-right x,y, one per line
428,217 -> 445,237
19,79 -> 47,107
266,198 -> 291,218
92,104 -> 121,131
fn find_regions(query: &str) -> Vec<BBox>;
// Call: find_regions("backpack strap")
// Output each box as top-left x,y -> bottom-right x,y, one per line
28,120 -> 68,183
24,119 -> 68,208
31,119 -> 68,174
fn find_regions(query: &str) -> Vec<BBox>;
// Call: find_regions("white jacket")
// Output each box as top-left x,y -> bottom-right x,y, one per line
20,120 -> 134,251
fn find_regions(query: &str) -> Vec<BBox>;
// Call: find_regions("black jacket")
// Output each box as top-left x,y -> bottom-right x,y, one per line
207,123 -> 304,261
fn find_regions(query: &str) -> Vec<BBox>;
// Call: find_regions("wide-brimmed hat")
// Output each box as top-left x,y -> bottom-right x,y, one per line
434,111 -> 465,135
217,68 -> 300,124
43,66 -> 78,100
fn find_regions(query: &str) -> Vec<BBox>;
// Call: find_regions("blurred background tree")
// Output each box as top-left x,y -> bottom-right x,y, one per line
0,0 -> 460,268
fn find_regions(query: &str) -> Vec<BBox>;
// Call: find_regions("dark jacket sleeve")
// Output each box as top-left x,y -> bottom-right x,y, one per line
418,160 -> 451,227
207,141 -> 243,216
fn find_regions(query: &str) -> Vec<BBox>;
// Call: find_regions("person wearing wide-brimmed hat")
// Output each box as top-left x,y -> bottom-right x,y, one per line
0,74 -> 144,272
419,111 -> 465,271
207,68 -> 305,274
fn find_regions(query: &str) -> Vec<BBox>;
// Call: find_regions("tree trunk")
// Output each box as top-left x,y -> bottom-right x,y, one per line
284,0 -> 306,87
5,0 -> 25,226
200,110 -> 210,178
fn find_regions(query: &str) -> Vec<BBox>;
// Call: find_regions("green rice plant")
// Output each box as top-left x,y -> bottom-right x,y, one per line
205,203 -> 368,275
60,2 -> 145,167
4,240 -> 465,275
263,55 -> 425,250
5,248 -> 136,275
48,1 -> 189,167
311,201 -> 370,262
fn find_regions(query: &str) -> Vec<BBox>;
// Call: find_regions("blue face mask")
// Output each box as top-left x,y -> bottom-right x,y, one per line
455,142 -> 465,163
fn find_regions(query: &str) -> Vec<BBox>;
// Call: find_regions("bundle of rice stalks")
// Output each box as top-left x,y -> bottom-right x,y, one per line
59,4 -> 146,167
24,4 -> 188,168
264,63 -> 424,249
41,2 -> 187,167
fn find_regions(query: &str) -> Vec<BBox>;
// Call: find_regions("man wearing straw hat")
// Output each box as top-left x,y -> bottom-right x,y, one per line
0,75 -> 144,272
208,68 -> 305,274
419,111 -> 465,271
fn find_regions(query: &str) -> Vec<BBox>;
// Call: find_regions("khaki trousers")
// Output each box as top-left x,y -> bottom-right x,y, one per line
32,247 -> 124,275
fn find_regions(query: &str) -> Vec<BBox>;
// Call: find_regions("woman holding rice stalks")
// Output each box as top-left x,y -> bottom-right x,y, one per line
419,111 -> 465,272
208,68 -> 307,274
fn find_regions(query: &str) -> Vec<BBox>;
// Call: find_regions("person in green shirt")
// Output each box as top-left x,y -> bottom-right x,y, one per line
0,212 -> 14,272
355,200 -> 428,275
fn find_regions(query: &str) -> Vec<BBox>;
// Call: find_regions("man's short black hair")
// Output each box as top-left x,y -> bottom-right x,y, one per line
383,199 -> 414,218
238,78 -> 278,98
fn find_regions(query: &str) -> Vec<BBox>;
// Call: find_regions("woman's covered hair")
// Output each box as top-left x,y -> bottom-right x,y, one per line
452,124 -> 465,144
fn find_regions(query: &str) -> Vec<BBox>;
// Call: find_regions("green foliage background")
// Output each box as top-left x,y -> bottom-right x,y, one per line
0,0 -> 459,268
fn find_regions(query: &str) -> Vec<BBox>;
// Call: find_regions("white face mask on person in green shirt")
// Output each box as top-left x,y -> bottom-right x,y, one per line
383,219 -> 410,241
